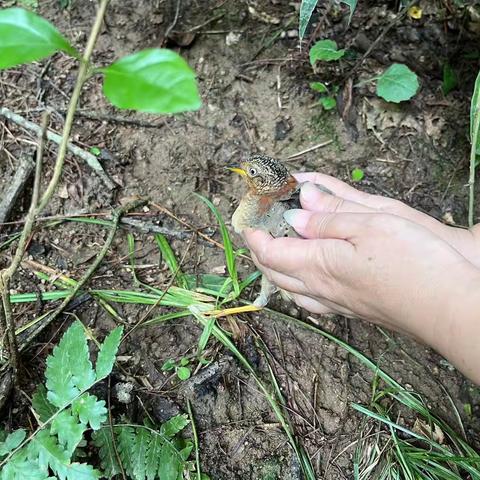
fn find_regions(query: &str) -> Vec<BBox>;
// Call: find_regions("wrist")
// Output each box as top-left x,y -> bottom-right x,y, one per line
433,263 -> 480,384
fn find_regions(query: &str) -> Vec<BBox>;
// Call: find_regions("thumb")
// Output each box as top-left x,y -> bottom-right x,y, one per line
283,210 -> 369,240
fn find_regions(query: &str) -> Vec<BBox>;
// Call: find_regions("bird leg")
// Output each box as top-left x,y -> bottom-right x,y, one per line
253,274 -> 278,307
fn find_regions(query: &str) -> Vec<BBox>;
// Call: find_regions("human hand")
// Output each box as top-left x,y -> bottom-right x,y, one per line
293,172 -> 480,268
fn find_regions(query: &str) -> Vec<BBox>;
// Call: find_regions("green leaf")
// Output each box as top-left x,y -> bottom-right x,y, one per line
179,357 -> 189,367
319,96 -> 336,110
158,442 -> 183,480
376,63 -> 419,103
95,326 -> 123,380
0,430 -> 26,456
61,463 -> 101,480
32,385 -> 57,423
89,147 -> 101,157
116,426 -> 135,478
51,411 -> 86,455
28,430 -> 69,473
442,63 -> 457,96
310,81 -> 328,93
160,415 -> 189,438
351,168 -> 364,182
176,367 -> 191,381
470,70 -> 480,148
145,433 -> 162,480
340,0 -> 357,23
197,317 -> 215,355
155,234 -> 188,289
92,428 -> 122,479
299,0 -> 319,39
1,450 -> 49,480
72,393 -> 107,430
162,359 -> 176,371
0,7 -> 77,70
310,40 -> 345,65
102,48 -> 201,114
132,428 -> 151,480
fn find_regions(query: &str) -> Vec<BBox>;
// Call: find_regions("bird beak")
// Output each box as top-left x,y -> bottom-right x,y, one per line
226,166 -> 246,176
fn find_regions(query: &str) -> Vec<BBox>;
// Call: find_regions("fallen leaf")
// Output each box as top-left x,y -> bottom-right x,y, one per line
408,6 -> 422,20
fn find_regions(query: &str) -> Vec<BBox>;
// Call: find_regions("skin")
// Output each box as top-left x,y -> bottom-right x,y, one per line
243,172 -> 480,384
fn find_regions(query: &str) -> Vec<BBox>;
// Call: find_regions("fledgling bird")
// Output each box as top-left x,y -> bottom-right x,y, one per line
229,154 -> 330,307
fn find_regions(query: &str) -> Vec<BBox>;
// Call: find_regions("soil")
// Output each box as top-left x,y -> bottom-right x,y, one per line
1,0 -> 480,479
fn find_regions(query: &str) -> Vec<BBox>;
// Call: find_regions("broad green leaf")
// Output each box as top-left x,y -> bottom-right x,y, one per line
310,40 -> 345,65
51,411 -> 86,455
310,81 -> 328,93
442,63 -> 457,96
145,433 -> 162,480
0,430 -> 26,456
95,326 -> 123,380
340,0 -> 357,23
102,48 -> 201,114
132,428 -> 150,480
72,393 -> 107,430
376,63 -> 419,103
160,415 -> 189,438
299,0 -> 319,39
32,385 -> 57,423
162,359 -> 176,371
351,168 -> 364,182
92,429 -> 122,479
0,7 -> 77,69
176,367 -> 191,381
319,96 -> 336,110
67,323 -> 95,391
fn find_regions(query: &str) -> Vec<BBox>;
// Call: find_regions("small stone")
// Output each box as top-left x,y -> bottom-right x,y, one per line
226,32 -> 241,46
114,382 -> 134,404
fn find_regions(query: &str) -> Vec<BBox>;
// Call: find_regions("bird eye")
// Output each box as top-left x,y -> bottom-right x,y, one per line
248,167 -> 257,176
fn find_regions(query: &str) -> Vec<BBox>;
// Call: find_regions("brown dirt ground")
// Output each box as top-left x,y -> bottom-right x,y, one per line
1,0 -> 480,478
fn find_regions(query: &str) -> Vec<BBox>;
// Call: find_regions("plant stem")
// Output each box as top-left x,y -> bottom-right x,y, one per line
187,400 -> 202,480
469,87 -> 480,227
37,0 -> 110,212
0,112 -> 49,383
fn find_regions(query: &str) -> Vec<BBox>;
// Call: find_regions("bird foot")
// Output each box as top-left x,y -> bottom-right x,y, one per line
253,294 -> 269,308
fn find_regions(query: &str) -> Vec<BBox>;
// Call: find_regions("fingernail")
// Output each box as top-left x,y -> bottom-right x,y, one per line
283,209 -> 312,231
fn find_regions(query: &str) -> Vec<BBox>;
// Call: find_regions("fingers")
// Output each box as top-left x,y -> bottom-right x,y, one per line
300,182 -> 374,214
283,210 -> 370,241
294,172 -> 373,204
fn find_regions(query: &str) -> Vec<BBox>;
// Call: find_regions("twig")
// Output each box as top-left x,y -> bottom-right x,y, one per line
16,200 -> 146,353
0,155 -> 34,225
286,140 -> 333,159
0,106 -> 115,191
0,112 -> 49,383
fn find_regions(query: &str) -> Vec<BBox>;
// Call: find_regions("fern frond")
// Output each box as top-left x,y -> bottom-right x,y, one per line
72,393 -> 107,430
0,431 -> 26,457
145,433 -> 162,480
116,426 -> 135,478
92,428 -> 122,479
95,326 -> 123,380
160,414 -> 189,438
0,449 -> 48,480
50,411 -> 86,456
45,321 -> 95,408
132,428 -> 151,480
32,385 -> 57,423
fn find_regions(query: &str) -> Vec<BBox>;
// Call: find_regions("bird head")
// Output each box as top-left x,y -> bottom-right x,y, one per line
228,154 -> 295,195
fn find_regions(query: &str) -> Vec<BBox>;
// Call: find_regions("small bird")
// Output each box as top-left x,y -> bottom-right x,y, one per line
229,154 -> 330,307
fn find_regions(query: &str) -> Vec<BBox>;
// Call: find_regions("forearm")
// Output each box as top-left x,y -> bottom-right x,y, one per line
433,266 -> 480,384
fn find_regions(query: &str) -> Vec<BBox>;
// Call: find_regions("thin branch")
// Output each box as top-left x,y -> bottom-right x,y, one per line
16,200 -> 147,352
0,112 -> 49,383
0,107 -> 115,191
38,0 -> 111,212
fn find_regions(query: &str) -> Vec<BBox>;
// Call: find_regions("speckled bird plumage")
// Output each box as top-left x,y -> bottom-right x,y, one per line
230,154 -> 300,307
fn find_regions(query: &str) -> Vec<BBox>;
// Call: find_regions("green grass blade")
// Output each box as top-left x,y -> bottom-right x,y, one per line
194,193 -> 240,297
155,234 -> 188,289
